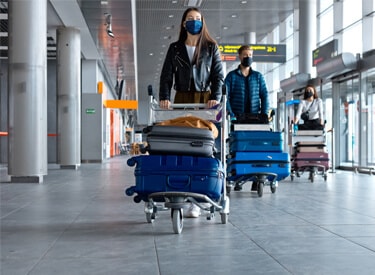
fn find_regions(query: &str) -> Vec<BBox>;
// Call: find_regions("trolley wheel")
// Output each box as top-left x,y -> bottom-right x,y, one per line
172,209 -> 183,234
146,212 -> 156,223
226,185 -> 232,194
310,173 -> 314,183
270,184 -> 276,194
324,174 -> 327,181
257,182 -> 264,197
220,213 -> 228,224
290,175 -> 294,181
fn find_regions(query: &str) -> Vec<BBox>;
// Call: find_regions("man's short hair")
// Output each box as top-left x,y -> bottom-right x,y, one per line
238,45 -> 253,55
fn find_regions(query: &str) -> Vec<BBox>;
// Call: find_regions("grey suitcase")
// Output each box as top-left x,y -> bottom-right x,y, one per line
143,125 -> 216,157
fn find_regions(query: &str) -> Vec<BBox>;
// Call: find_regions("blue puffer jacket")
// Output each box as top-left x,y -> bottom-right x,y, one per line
224,66 -> 269,117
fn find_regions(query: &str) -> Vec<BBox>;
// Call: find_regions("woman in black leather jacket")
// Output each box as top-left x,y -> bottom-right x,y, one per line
159,7 -> 224,109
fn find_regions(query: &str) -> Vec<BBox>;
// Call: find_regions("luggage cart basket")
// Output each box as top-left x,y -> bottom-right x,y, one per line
125,86 -> 229,234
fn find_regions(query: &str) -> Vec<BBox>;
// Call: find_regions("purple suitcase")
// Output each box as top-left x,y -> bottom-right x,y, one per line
126,155 -> 224,202
293,152 -> 329,170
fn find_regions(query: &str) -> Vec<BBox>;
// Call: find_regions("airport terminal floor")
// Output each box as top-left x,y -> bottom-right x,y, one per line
1,155 -> 375,275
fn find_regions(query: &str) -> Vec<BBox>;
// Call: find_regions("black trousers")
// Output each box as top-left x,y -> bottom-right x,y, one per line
298,119 -> 324,130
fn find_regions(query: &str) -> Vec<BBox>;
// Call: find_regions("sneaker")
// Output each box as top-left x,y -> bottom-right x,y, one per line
234,184 -> 242,191
184,203 -> 201,218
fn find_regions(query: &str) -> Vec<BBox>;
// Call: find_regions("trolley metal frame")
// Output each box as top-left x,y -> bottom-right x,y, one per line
126,86 -> 229,234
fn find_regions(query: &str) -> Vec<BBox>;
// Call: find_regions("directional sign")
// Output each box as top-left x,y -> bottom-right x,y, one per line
219,44 -> 286,63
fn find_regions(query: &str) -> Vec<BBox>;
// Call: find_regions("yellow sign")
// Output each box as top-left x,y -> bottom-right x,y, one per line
219,44 -> 286,63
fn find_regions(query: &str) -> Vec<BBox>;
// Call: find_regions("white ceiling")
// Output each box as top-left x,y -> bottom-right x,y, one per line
1,0 -> 299,119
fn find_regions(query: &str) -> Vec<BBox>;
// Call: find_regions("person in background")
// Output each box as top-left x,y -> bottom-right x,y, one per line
159,7 -> 224,109
294,84 -> 324,130
159,7 -> 224,218
224,45 -> 269,191
224,45 -> 269,119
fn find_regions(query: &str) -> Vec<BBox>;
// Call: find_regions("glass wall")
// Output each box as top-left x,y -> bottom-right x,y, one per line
361,68 -> 375,166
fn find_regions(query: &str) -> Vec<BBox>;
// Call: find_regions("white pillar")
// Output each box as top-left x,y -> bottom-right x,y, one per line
244,32 -> 256,45
8,0 -> 47,183
299,0 -> 316,74
57,27 -> 81,169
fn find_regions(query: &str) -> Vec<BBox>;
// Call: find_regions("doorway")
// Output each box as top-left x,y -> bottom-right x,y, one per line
336,76 -> 360,168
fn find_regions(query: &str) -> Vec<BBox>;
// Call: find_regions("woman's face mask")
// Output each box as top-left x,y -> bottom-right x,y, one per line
185,20 -> 202,35
305,90 -> 314,98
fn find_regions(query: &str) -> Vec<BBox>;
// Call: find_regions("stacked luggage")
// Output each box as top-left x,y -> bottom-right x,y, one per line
290,129 -> 329,182
226,114 -> 290,197
125,87 -> 229,234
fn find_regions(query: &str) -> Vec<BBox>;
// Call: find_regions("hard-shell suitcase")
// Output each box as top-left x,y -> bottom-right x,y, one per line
294,142 -> 326,153
227,151 -> 290,181
127,155 -> 224,202
229,131 -> 283,152
144,125 -> 216,157
293,152 -> 329,170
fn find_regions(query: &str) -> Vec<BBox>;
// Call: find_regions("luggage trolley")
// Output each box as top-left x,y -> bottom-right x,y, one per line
125,86 -> 229,234
290,126 -> 329,183
226,114 -> 290,197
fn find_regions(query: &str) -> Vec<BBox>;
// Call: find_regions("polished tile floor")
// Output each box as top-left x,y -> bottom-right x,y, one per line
1,156 -> 375,275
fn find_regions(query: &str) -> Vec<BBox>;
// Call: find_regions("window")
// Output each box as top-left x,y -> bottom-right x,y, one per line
319,0 -> 333,13
342,22 -> 362,54
343,0 -> 362,28
318,7 -> 333,42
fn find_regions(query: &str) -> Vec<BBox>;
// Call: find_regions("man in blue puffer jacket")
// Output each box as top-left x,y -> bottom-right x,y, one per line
225,45 -> 269,118
225,45 -> 270,191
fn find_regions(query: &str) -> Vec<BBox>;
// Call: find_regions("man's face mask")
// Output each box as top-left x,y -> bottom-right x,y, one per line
241,56 -> 253,67
185,20 -> 203,35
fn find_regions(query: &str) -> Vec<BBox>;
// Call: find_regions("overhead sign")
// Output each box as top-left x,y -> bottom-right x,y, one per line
219,44 -> 286,63
312,39 -> 338,66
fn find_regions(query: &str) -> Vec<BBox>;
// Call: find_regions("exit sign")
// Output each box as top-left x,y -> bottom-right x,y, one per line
85,108 -> 96,114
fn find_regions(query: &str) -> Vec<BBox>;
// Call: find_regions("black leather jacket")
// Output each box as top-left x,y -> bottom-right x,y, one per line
159,41 -> 224,102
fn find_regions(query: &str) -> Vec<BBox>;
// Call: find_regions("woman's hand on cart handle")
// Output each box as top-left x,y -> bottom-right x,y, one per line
207,100 -> 219,109
160,100 -> 171,109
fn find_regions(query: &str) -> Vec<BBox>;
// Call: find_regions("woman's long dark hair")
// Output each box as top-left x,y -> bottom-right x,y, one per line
178,7 -> 217,65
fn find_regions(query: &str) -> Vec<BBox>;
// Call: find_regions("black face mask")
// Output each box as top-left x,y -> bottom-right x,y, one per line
241,56 -> 253,67
306,91 -> 314,98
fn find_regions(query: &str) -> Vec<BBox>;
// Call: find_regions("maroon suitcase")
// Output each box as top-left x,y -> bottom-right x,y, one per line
293,152 -> 329,170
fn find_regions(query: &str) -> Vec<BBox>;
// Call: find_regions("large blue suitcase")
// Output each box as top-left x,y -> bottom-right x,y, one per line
227,151 -> 290,181
127,155 -> 224,202
229,131 -> 283,152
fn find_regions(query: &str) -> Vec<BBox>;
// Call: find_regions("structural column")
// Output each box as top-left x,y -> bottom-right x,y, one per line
244,32 -> 256,70
299,0 -> 316,74
8,0 -> 47,183
244,32 -> 256,45
57,27 -> 81,169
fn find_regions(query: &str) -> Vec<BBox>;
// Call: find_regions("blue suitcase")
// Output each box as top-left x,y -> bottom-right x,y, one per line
229,131 -> 283,152
227,151 -> 290,181
126,155 -> 224,202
